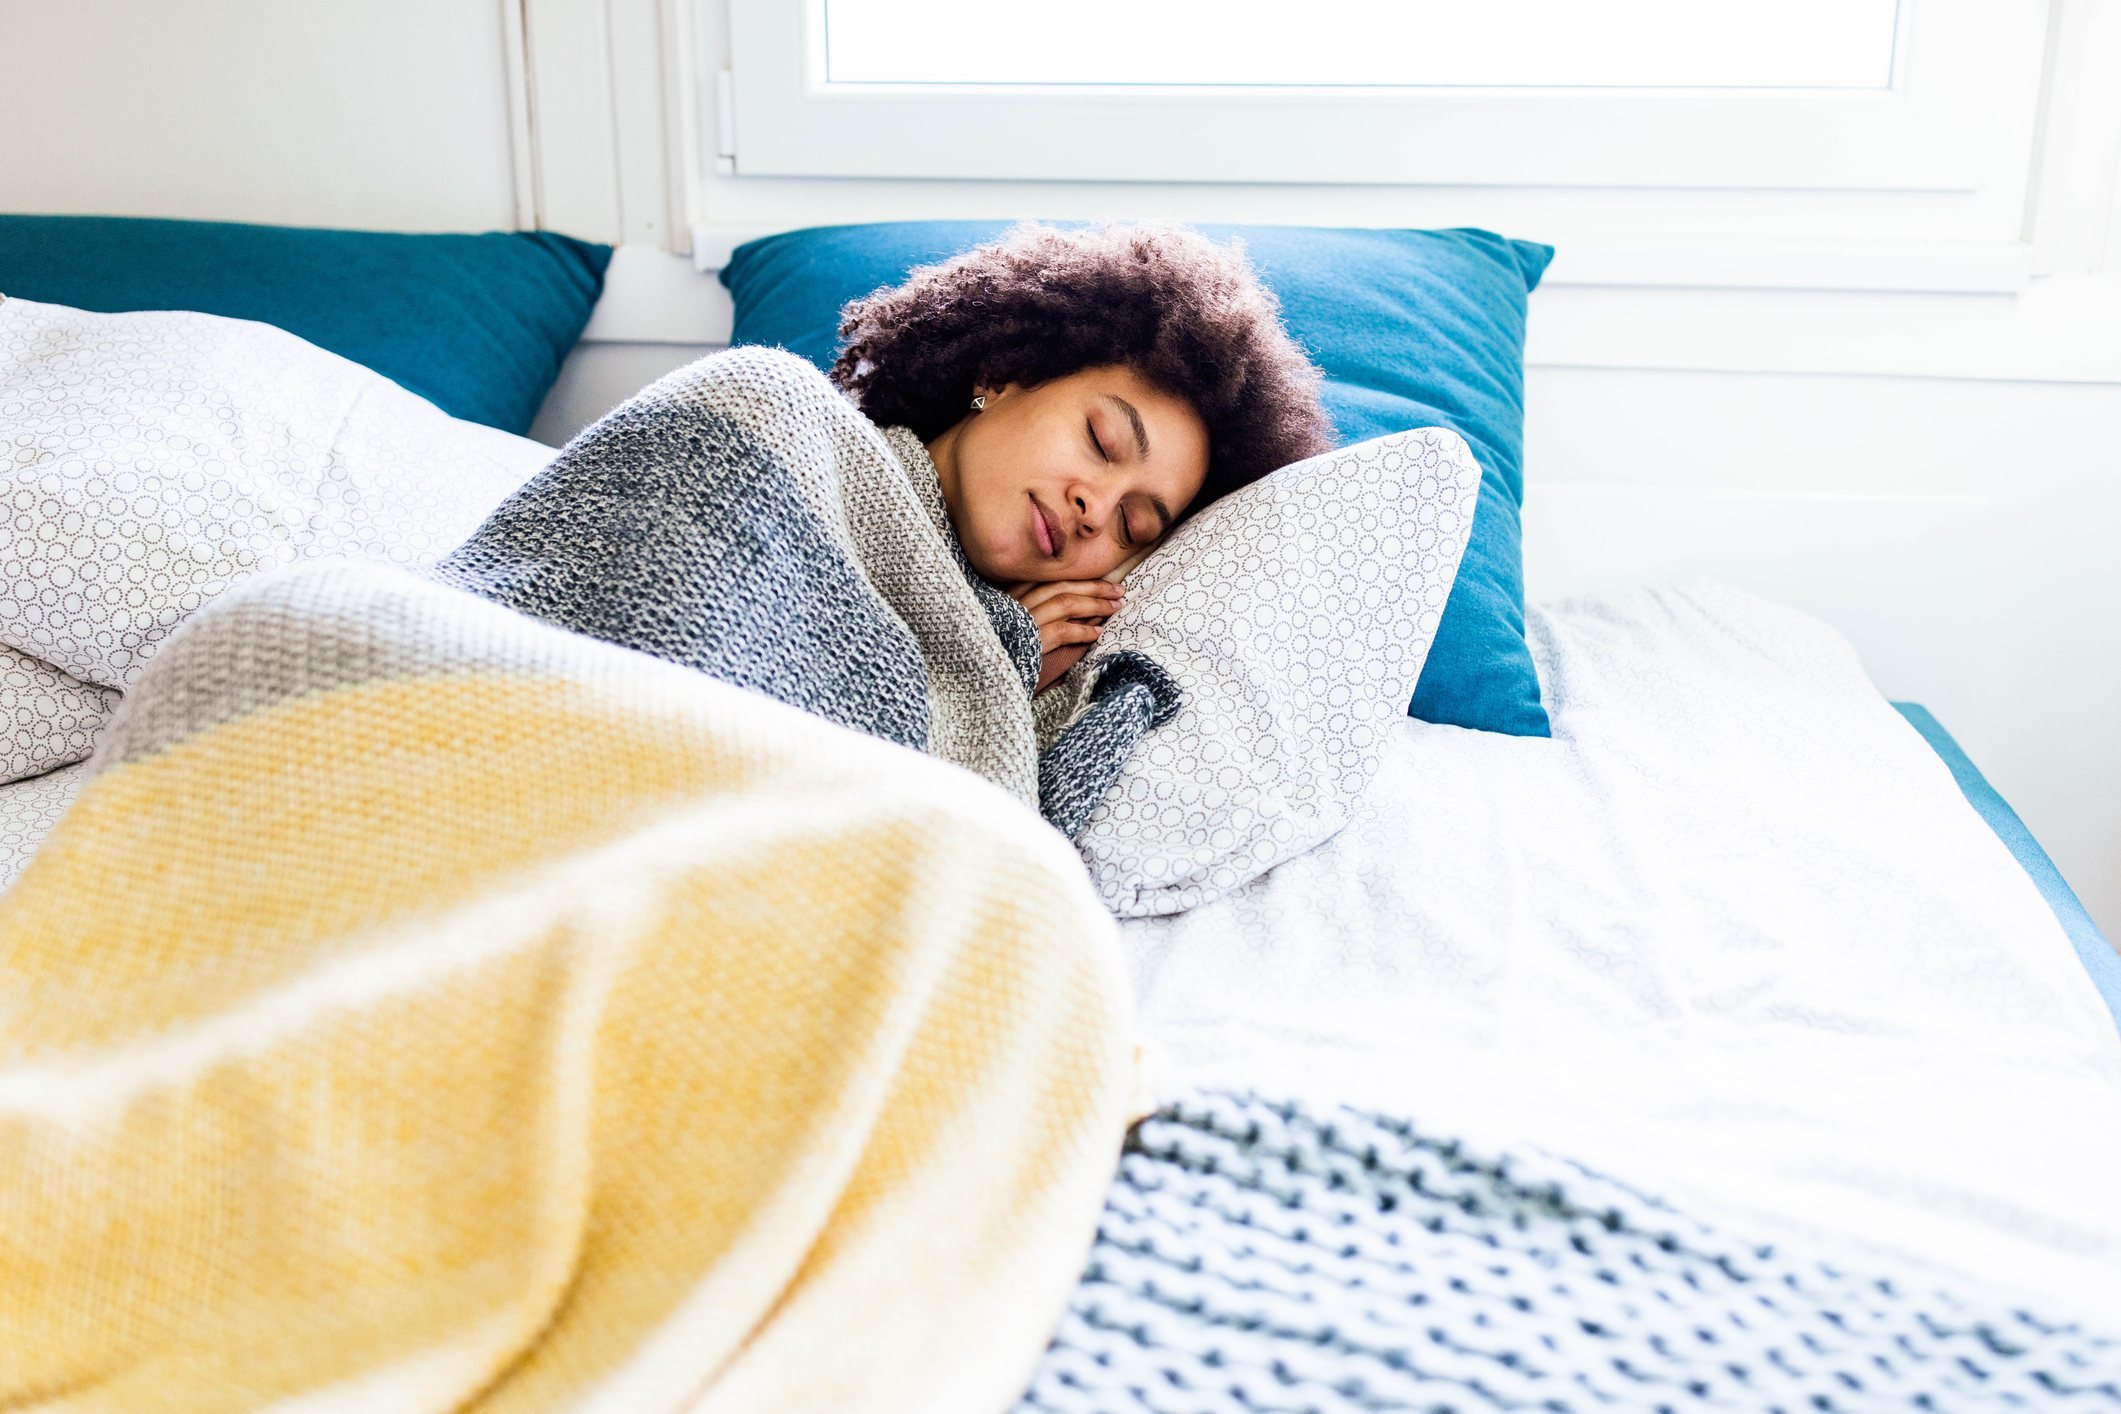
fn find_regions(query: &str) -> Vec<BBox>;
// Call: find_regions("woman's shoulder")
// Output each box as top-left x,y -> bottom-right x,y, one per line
690,343 -> 845,403
634,344 -> 887,446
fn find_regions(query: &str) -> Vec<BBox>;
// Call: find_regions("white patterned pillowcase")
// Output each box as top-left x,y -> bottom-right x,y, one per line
0,297 -> 554,781
1062,428 -> 1483,917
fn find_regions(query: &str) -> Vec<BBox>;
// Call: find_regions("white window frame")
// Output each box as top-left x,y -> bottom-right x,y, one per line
725,0 -> 2046,193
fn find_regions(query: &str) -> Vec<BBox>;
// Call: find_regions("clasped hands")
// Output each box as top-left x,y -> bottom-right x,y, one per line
1005,579 -> 1125,693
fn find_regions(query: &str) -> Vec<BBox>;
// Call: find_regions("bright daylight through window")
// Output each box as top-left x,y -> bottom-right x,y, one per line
823,0 -> 1900,89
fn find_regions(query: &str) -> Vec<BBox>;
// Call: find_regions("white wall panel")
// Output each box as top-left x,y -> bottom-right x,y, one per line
1523,367 -> 2121,940
0,0 -> 520,232
523,0 -> 625,242
606,0 -> 674,245
528,340 -> 707,444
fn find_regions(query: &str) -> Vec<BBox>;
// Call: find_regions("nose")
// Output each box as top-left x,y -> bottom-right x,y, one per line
1069,482 -> 1119,534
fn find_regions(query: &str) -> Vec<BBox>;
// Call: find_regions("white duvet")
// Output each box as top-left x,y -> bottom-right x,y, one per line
1124,580 -> 2121,1326
0,296 -> 552,784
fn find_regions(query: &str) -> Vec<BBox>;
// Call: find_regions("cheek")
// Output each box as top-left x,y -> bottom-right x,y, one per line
951,455 -> 1025,562
958,426 -> 1021,504
974,413 -> 1078,491
964,469 -> 1019,546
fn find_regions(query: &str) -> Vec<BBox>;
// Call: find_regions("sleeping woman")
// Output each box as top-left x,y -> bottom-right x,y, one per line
436,221 -> 1333,831
831,222 -> 1333,691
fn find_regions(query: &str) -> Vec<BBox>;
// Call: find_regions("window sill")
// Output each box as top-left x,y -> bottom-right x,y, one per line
572,232 -> 2117,386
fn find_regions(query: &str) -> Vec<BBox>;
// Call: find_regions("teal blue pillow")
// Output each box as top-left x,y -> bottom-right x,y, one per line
0,215 -> 611,436
720,221 -> 1554,737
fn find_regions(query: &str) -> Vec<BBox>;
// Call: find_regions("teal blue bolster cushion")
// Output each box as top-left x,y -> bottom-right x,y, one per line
0,215 -> 611,436
720,221 -> 1554,737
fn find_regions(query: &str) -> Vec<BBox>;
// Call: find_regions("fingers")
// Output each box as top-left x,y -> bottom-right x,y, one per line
1038,616 -> 1107,655
1015,580 -> 1123,615
1012,581 -> 1126,662
1026,591 -> 1121,628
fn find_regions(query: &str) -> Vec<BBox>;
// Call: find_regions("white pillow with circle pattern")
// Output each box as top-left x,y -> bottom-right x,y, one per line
0,296 -> 552,781
1051,427 -> 1482,917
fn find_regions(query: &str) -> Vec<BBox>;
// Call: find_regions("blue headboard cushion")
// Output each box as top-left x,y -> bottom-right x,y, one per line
721,221 -> 1555,737
0,215 -> 611,436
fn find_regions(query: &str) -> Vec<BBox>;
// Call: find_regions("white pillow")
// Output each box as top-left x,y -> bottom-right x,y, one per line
0,297 -> 551,696
1062,427 -> 1482,917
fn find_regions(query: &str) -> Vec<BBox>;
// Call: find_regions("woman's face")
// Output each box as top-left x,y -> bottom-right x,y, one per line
927,365 -> 1209,584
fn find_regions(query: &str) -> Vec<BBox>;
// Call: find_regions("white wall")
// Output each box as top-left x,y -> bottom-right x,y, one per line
0,0 -> 522,232
1521,367 -> 2121,934
2,0 -> 2117,940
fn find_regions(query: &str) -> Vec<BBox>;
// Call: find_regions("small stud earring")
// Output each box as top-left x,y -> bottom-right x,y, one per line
970,395 -> 986,410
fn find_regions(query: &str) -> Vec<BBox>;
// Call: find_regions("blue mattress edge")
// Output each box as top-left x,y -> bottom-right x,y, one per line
1893,701 -> 2121,1036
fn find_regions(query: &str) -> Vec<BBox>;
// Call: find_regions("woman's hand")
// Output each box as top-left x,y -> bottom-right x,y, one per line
1009,579 -> 1124,693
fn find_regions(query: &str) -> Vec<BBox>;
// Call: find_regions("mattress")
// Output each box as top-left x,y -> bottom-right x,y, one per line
1118,581 -> 2121,1328
1004,584 -> 2121,1412
1893,700 -> 2121,1032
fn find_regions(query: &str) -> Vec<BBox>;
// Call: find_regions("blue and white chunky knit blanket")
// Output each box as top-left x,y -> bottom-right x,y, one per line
1018,1091 -> 2121,1414
436,346 -> 1177,835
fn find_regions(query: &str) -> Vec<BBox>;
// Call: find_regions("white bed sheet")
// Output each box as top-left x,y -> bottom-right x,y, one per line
1123,580 -> 2121,1326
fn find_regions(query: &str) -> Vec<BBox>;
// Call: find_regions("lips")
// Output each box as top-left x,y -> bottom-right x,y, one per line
1029,494 -> 1062,559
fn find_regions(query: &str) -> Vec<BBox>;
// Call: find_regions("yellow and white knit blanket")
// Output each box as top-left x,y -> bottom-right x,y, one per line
0,561 -> 1137,1413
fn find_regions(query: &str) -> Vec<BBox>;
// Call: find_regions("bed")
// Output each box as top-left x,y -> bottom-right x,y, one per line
5,220 -> 2118,1411
4,583 -> 2117,1412
1013,581 -> 2121,1412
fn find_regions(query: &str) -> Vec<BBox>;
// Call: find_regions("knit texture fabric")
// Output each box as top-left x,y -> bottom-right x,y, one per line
435,347 -> 1167,831
1036,652 -> 1183,841
1016,1091 -> 2121,1414
885,423 -> 1046,698
0,558 -> 1139,1413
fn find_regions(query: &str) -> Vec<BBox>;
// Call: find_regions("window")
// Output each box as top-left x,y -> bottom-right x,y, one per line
822,0 -> 1901,90
726,0 -> 2036,193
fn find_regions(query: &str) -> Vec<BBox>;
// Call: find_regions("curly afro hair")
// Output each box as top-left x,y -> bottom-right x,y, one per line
829,222 -> 1336,515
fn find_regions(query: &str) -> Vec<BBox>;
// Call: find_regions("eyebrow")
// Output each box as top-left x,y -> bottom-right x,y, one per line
1105,394 -> 1150,459
1103,393 -> 1171,538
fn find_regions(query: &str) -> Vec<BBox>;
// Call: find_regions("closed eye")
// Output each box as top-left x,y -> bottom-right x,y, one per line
1086,416 -> 1110,462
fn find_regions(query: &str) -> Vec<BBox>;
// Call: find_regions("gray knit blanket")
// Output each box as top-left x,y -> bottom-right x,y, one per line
1016,1091 -> 2121,1414
435,347 -> 1175,834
